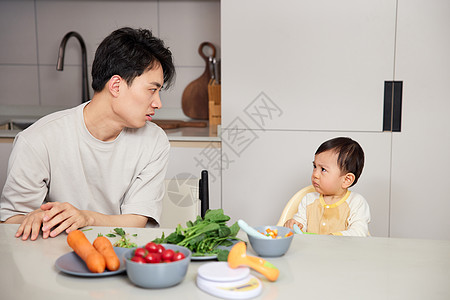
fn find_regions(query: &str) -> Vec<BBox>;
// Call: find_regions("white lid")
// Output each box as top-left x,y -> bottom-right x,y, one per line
197,262 -> 250,282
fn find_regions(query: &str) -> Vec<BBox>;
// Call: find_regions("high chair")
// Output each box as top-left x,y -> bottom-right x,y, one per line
276,185 -> 316,226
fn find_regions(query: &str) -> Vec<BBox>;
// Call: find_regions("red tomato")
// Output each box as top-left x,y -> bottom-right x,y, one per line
145,242 -> 158,253
155,244 -> 165,254
134,247 -> 147,258
145,252 -> 161,264
131,256 -> 146,264
161,249 -> 175,261
172,252 -> 185,261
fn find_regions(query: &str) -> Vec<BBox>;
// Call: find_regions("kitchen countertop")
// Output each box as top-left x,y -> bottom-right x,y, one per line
0,105 -> 220,142
1,224 -> 449,300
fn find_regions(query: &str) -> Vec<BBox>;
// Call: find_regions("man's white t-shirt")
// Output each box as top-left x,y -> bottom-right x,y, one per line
0,103 -> 169,225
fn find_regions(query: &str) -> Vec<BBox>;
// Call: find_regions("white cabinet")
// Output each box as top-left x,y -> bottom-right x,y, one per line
165,141 -> 222,212
221,0 -> 396,237
390,0 -> 450,240
222,0 -> 397,132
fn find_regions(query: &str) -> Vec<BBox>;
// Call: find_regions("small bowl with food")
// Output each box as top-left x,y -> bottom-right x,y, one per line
123,242 -> 191,288
247,225 -> 294,257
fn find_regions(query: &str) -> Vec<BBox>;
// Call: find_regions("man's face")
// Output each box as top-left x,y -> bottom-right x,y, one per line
113,64 -> 164,128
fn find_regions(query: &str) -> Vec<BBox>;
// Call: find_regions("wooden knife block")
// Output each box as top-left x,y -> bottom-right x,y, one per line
207,79 -> 221,135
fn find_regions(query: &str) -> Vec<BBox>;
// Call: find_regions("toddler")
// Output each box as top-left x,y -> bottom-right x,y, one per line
284,137 -> 370,236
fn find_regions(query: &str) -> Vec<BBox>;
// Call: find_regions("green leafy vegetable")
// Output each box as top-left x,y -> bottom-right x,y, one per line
152,209 -> 241,261
105,228 -> 138,248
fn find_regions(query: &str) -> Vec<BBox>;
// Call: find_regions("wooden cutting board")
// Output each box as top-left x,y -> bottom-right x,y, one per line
182,42 -> 216,120
152,119 -> 207,130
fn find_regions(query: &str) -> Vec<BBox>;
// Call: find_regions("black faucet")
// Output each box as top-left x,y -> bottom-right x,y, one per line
56,31 -> 90,103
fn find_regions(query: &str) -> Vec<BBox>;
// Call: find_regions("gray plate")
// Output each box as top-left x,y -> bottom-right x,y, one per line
55,247 -> 128,277
190,240 -> 239,261
191,254 -> 218,261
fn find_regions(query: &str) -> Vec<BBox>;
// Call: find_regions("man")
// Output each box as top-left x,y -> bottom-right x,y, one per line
0,27 -> 175,241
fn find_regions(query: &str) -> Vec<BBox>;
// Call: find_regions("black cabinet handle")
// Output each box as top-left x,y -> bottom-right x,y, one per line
199,170 -> 209,218
383,81 -> 403,132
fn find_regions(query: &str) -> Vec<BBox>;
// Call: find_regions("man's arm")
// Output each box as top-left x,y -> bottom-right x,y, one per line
41,201 -> 149,238
120,133 -> 170,226
0,134 -> 50,224
7,202 -> 149,241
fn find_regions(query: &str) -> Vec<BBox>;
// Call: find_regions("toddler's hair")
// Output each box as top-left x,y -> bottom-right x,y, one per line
315,137 -> 365,186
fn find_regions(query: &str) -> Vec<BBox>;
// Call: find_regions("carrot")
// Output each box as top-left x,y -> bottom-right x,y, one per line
67,230 -> 106,273
93,236 -> 120,271
263,228 -> 278,238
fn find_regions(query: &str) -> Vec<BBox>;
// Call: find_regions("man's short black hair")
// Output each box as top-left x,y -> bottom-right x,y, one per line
91,27 -> 175,92
315,137 -> 365,186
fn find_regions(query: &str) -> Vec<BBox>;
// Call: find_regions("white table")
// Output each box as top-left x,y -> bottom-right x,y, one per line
1,224 -> 449,300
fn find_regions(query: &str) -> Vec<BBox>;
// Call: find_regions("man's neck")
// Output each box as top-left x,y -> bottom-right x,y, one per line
83,94 -> 124,142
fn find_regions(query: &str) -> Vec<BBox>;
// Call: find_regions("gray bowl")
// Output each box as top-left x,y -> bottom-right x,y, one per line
247,226 -> 294,257
123,244 -> 191,288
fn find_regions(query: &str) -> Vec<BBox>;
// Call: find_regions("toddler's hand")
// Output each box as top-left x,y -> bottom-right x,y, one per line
284,219 -> 303,231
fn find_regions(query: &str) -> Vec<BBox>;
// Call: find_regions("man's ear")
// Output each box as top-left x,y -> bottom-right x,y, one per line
108,75 -> 122,97
342,173 -> 355,189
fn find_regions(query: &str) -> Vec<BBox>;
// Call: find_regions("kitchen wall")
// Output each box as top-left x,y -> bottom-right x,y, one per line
0,0 -> 220,113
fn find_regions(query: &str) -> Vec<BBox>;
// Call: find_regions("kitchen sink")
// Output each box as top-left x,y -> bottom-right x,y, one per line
0,119 -> 37,131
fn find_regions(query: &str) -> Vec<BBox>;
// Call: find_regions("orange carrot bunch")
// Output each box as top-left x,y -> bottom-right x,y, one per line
93,235 -> 120,271
67,230 -> 120,273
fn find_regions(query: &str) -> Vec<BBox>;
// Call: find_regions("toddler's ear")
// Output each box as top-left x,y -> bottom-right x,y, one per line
342,173 -> 355,188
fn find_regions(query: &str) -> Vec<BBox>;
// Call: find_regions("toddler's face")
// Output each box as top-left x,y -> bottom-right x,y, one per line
311,150 -> 346,196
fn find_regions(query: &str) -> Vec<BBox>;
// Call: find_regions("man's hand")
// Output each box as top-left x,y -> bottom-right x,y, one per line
12,209 -> 47,241
11,202 -> 91,240
40,202 -> 92,238
284,218 -> 303,231
9,203 -> 147,241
